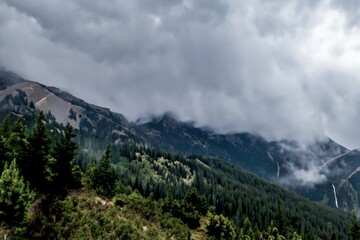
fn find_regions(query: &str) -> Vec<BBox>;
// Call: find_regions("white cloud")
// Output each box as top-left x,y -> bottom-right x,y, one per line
1,0 -> 360,148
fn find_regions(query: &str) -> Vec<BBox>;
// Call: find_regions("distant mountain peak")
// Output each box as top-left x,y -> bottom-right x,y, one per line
1,70 -> 360,212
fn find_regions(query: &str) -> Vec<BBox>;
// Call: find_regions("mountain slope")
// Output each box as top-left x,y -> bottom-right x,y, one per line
108,144 -> 351,239
1,70 -> 360,213
302,149 -> 360,212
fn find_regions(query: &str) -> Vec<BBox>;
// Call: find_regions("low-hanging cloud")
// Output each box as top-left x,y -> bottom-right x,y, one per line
1,0 -> 360,148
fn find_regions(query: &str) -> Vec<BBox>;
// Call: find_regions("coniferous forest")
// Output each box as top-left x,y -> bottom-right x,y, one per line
0,112 -> 359,239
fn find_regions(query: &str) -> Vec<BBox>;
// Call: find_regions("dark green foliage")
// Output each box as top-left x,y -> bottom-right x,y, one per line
0,116 -> 10,172
68,108 -> 77,121
52,123 -> 81,195
161,189 -> 208,229
289,211 -> 301,235
0,160 -> 35,226
13,190 -> 192,240
350,213 -> 360,240
0,115 -> 10,139
29,101 -> 35,109
0,89 -> 34,116
0,113 -> 84,230
88,145 -> 118,198
206,213 -> 237,240
184,188 -> 208,215
45,111 -> 56,122
26,111 -> 51,192
13,89 -> 28,106
7,119 -> 28,171
106,144 -> 351,240
0,138 -> 7,173
275,198 -> 285,235
0,112 -> 354,239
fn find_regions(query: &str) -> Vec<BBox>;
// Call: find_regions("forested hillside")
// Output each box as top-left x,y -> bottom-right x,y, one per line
0,112 -> 358,239
2,71 -> 360,214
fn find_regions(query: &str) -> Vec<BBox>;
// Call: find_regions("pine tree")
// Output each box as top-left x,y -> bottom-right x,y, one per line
0,159 -> 35,226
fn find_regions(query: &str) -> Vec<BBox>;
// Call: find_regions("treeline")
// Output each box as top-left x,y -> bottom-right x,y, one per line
0,112 -> 82,220
0,113 -> 356,239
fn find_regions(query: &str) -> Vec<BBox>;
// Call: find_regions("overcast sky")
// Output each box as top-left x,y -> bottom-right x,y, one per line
1,0 -> 360,149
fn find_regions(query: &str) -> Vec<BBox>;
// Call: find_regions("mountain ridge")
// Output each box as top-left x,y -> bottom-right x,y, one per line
1,70 -> 360,213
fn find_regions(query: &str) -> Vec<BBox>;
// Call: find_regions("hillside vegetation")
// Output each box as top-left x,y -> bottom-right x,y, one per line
2,71 -> 360,214
0,112 -> 358,239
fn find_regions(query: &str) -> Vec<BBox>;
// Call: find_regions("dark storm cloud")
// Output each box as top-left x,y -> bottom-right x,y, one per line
1,0 -> 360,150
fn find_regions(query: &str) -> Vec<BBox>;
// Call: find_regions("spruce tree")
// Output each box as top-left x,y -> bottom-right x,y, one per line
0,159 -> 35,226
26,111 -> 51,193
92,145 -> 117,198
52,123 -> 80,195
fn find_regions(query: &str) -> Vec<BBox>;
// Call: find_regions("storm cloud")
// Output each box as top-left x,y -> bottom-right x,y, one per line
1,0 -> 360,148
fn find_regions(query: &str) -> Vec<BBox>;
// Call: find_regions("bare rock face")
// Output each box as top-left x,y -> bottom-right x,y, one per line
0,81 -> 84,128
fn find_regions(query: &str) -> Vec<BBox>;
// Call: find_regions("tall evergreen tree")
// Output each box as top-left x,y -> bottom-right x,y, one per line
289,211 -> 301,234
92,145 -> 117,198
184,188 -> 208,215
275,198 -> 285,235
52,123 -> 80,195
0,115 -> 11,171
0,115 -> 11,139
0,136 -> 7,173
7,119 -> 28,171
0,159 -> 35,226
26,111 -> 51,193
